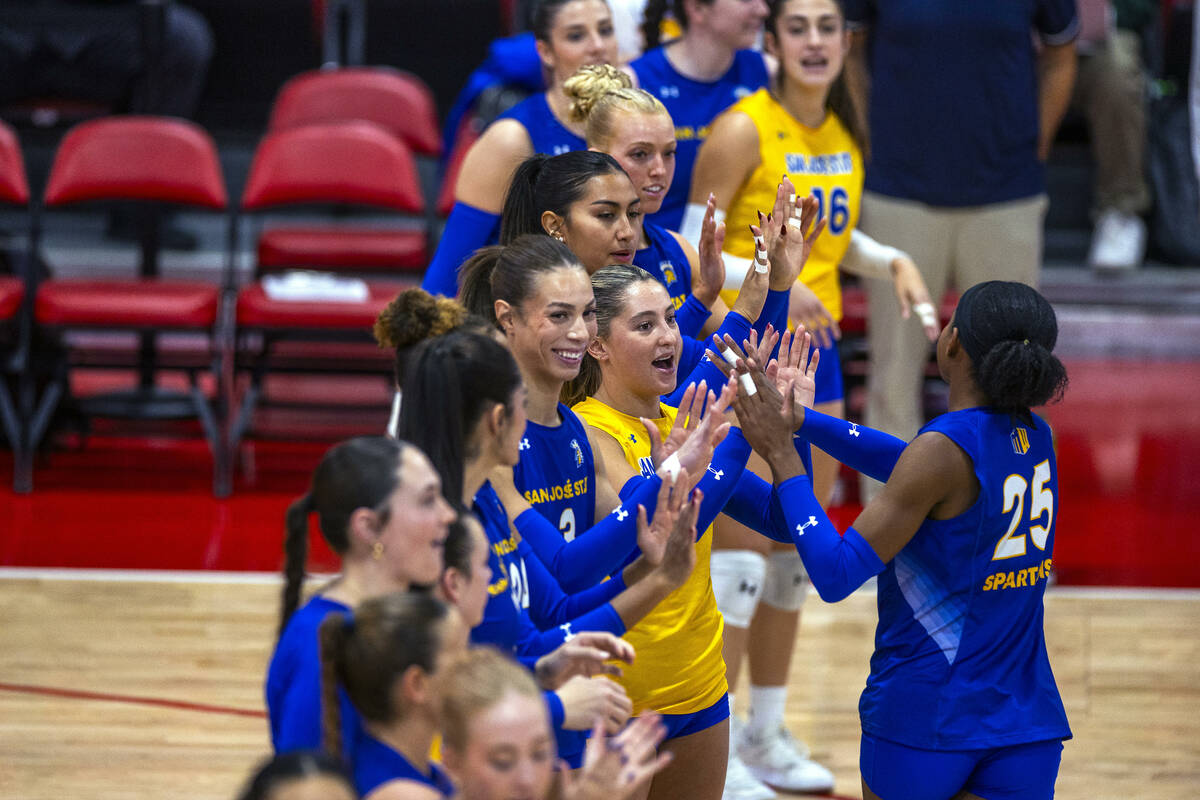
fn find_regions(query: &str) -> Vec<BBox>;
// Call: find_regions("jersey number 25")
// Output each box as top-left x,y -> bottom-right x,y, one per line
992,459 -> 1054,561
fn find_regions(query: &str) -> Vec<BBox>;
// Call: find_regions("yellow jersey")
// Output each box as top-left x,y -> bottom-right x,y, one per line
718,88 -> 863,323
572,396 -> 727,716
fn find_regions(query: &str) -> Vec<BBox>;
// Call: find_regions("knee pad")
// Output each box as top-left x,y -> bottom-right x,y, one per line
710,550 -> 766,628
761,550 -> 809,612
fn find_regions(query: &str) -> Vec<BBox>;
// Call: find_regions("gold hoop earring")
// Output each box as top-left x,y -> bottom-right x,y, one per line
372,541 -> 384,561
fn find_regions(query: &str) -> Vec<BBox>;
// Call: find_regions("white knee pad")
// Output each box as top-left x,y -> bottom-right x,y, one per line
761,550 -> 809,612
710,550 -> 766,628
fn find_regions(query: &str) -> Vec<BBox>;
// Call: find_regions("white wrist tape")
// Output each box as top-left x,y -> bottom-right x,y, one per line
753,233 -> 768,274
841,228 -> 906,280
913,301 -> 938,329
720,345 -> 757,395
680,202 -> 725,249
722,252 -> 755,291
660,453 -> 682,480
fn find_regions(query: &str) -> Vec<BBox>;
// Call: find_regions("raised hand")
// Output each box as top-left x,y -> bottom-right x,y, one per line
693,192 -> 726,308
654,488 -> 701,589
635,468 -> 687,567
644,379 -> 733,491
558,714 -> 673,800
765,327 -> 820,428
728,361 -> 803,475
534,632 -> 637,689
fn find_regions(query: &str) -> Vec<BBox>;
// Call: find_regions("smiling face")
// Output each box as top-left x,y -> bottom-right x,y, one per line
598,110 -> 677,216
766,0 -> 848,95
545,172 -> 642,272
446,690 -> 556,800
593,279 -> 682,398
504,266 -> 597,386
380,447 -> 457,585
537,0 -> 619,87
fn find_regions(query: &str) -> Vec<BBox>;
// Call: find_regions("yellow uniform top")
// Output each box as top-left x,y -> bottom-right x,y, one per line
718,88 -> 863,323
572,396 -> 727,716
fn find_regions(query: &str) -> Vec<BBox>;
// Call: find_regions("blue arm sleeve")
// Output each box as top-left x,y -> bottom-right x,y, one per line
720,471 -> 791,544
512,475 -> 664,592
421,201 -> 501,297
663,311 -> 751,406
691,427 -> 753,536
753,288 -> 790,360
519,540 -> 628,638
543,689 -> 565,730
776,475 -> 885,602
674,293 -> 712,340
799,408 -> 906,483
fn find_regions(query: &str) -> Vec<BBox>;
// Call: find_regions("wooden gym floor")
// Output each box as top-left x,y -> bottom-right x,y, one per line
1,572 -> 1197,800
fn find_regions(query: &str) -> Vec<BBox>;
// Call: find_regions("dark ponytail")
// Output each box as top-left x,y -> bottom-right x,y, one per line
563,264 -> 659,406
277,437 -> 410,639
319,593 -> 450,760
279,493 -> 314,639
458,245 -> 506,327
640,0 -> 671,49
398,331 -> 523,506
499,151 -> 627,245
953,281 -> 1068,422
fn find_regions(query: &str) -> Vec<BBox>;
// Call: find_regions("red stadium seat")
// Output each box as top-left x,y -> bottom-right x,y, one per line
229,121 -> 424,461
27,116 -> 230,495
268,67 -> 441,157
0,122 -> 31,491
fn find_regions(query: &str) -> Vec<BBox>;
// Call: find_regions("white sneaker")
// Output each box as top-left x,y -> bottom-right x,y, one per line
739,725 -> 835,794
1088,209 -> 1146,272
723,752 -> 777,800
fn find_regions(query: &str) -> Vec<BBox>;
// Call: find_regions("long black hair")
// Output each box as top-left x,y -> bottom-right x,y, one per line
397,331 -> 523,506
459,235 -> 586,328
952,281 -> 1068,423
236,751 -> 354,800
499,150 -> 627,244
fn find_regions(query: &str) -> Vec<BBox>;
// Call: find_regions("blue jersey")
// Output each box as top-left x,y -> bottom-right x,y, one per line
513,405 -> 596,544
354,733 -> 455,799
498,92 -> 587,156
636,222 -> 693,313
631,47 -> 769,230
266,595 -> 362,757
861,407 -> 1072,750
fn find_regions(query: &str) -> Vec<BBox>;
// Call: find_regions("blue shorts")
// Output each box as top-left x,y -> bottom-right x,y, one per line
860,733 -> 1064,800
813,340 -> 843,404
657,693 -> 729,741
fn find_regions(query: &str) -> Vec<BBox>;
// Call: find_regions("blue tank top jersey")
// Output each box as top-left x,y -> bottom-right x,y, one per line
354,733 -> 455,799
472,482 -> 529,653
513,404 -> 597,543
266,595 -> 362,757
498,92 -> 587,156
630,47 -> 769,230
636,222 -> 694,312
861,408 -> 1072,750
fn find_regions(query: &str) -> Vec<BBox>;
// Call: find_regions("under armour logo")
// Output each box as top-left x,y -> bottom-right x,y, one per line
795,516 -> 818,535
660,85 -> 680,99
559,622 -> 575,641
847,423 -> 860,438
613,508 -> 629,522
738,580 -> 759,596
518,438 -> 531,451
709,467 -> 724,481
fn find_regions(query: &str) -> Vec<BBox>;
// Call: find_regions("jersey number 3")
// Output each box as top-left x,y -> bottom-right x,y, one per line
992,459 -> 1054,561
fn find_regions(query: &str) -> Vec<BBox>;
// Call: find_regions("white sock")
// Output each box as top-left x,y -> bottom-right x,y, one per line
747,685 -> 787,737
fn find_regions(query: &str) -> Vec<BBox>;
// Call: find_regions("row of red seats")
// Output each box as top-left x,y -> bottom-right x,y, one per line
0,67 -> 459,496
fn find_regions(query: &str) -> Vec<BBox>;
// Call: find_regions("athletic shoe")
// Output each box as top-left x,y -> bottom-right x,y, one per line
723,752 -> 777,800
1088,209 -> 1146,272
739,725 -> 835,794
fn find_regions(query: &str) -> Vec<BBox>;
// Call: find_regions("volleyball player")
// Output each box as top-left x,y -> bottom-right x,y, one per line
730,280 -> 1072,800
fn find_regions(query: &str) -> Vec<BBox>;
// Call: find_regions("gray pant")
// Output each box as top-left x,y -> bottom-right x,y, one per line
1075,29 -> 1150,216
859,191 -> 1048,497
